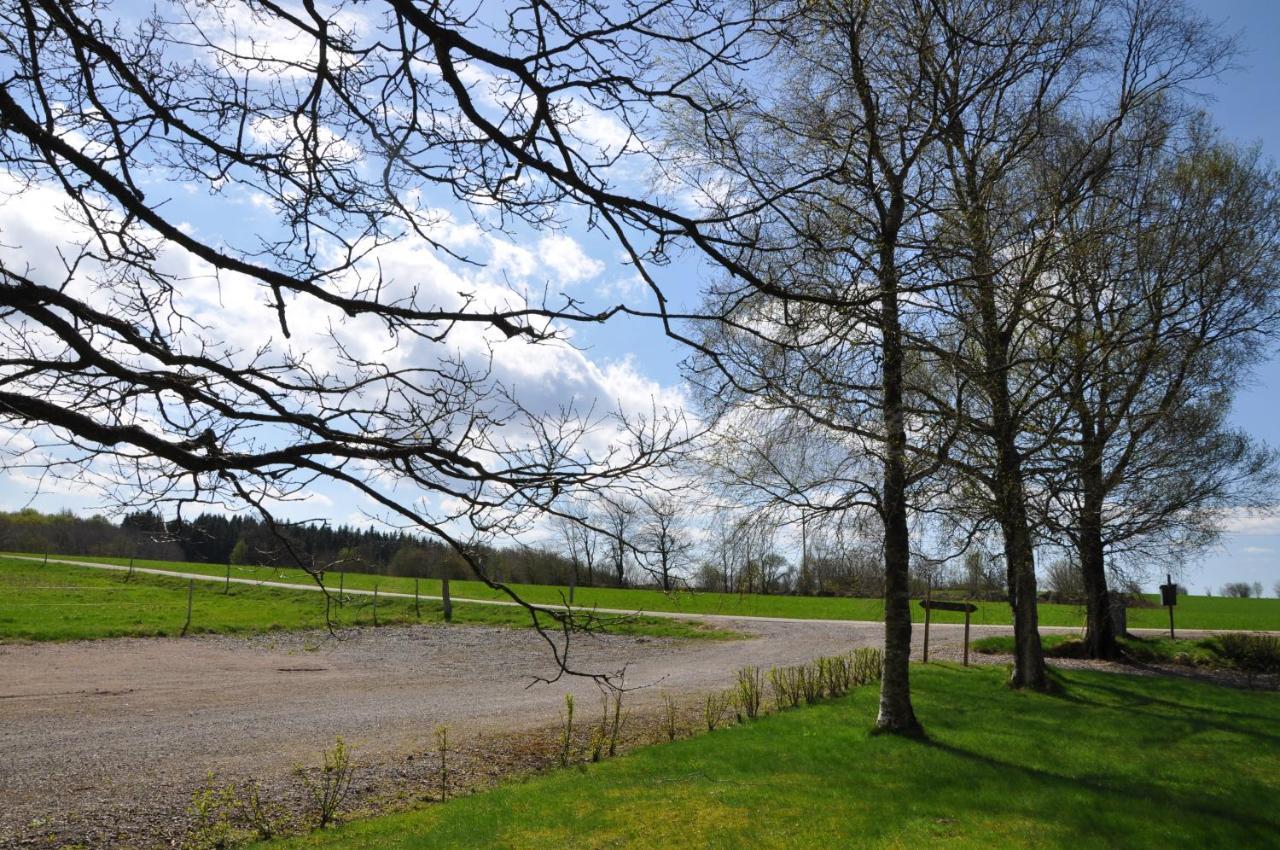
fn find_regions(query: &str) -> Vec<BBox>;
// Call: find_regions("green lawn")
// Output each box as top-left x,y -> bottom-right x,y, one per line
0,558 -> 732,642
7,552 -> 1278,631
255,664 -> 1280,850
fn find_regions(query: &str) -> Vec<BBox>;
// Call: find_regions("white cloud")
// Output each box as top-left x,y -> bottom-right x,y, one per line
1218,509 -> 1280,536
538,233 -> 605,284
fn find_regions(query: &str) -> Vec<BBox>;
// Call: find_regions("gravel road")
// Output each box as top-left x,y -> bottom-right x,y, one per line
0,615 -> 999,848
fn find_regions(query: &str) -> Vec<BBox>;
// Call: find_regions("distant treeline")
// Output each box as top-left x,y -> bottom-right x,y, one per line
0,508 -> 585,585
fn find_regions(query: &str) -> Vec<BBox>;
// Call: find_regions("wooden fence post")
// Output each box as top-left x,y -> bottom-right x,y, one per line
180,579 -> 194,636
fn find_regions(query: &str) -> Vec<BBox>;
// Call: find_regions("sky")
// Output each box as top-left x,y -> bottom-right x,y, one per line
1,0 -> 1278,598
1169,0 -> 1280,594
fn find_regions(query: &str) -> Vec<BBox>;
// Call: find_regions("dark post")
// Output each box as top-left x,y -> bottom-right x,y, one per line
338,571 -> 344,606
963,607 -> 971,667
414,578 -> 421,618
442,577 -> 453,623
569,571 -> 576,606
373,584 -> 379,626
224,562 -> 231,594
180,579 -> 194,636
922,576 -> 932,663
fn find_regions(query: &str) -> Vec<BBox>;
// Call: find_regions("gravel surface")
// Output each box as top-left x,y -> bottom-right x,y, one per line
1,617 -> 973,848
0,618 -> 1263,848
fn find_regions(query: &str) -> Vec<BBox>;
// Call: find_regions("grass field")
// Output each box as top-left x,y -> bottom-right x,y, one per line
254,664 -> 1280,850
6,552 -> 1278,631
0,558 -> 733,642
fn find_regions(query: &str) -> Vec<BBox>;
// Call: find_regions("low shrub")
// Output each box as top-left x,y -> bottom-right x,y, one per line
295,737 -> 356,829
1214,633 -> 1280,688
735,666 -> 764,721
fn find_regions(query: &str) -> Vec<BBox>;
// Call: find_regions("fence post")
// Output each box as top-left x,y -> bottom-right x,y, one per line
442,577 -> 452,623
180,579 -> 194,636
922,577 -> 931,663
224,562 -> 231,594
373,584 -> 379,626
415,578 -> 421,618
338,571 -> 344,606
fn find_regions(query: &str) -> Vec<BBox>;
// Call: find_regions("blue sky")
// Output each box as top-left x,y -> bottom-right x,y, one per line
2,0 -> 1277,597
1152,0 -> 1280,593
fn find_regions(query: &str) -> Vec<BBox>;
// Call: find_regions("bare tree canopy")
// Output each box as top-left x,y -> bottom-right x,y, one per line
0,0 -> 788,680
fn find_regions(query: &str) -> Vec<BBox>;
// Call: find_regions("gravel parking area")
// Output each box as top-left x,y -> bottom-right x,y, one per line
5,617 -> 1229,848
3,617 -> 985,848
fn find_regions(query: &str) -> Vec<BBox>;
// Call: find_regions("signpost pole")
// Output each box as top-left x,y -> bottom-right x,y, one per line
963,607 -> 971,667
922,577 -> 931,664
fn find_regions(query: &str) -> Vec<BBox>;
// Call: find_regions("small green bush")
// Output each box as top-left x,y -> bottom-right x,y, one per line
735,666 -> 764,721
295,738 -> 356,829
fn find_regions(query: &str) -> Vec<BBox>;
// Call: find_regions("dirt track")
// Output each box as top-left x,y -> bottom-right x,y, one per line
0,617 -> 996,848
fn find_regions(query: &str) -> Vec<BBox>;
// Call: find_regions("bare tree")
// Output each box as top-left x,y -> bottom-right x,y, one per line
638,492 -> 691,592
0,0 -> 782,682
679,0 -> 977,735
552,498 -> 602,592
599,495 -> 640,588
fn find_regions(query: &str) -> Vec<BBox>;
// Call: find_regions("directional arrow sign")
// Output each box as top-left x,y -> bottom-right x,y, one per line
919,599 -> 978,614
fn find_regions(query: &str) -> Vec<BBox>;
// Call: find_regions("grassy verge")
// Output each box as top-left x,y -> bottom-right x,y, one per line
253,664 -> 1280,850
970,632 -> 1277,672
10,553 -> 1279,630
0,558 -> 735,642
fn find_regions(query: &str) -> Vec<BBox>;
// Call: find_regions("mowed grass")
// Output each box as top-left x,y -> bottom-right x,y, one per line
8,552 -> 1279,631
256,664 -> 1280,850
0,558 -> 734,642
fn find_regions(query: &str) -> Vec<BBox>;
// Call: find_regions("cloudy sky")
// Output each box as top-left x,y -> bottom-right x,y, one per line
1,0 -> 1277,596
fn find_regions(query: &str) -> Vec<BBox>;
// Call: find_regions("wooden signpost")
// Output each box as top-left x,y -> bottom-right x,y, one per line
920,598 -> 979,666
1159,573 -> 1178,639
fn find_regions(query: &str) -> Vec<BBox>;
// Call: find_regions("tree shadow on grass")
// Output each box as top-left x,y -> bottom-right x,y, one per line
913,735 -> 1279,846
1050,676 -> 1280,745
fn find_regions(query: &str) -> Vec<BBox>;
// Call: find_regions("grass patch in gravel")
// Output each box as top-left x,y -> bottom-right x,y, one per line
9,552 -> 1278,631
252,664 -> 1280,850
0,558 -> 737,642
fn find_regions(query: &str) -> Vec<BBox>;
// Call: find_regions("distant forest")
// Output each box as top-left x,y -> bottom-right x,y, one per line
0,508 -> 582,586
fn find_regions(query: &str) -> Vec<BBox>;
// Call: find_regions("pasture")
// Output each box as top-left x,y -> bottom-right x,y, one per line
5,552 -> 1278,632
0,557 -> 732,642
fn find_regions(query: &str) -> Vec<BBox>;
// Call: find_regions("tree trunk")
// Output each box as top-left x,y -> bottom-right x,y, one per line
991,400 -> 1047,689
1079,460 -> 1118,659
963,179 -> 1049,690
875,256 -> 924,737
999,483 -> 1048,688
